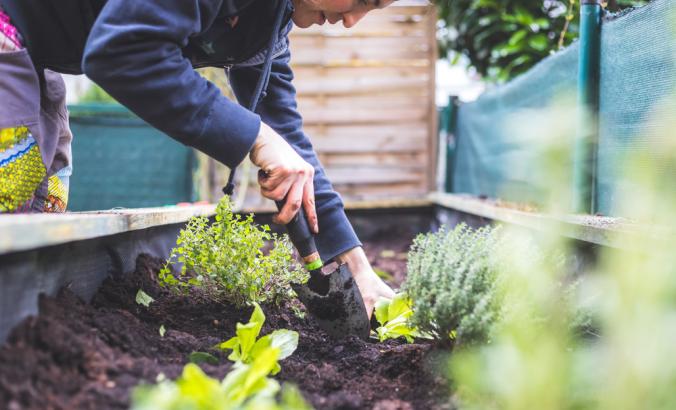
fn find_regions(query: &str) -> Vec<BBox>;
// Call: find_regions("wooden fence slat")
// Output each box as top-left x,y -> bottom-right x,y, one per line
292,76 -> 430,95
318,152 -> 428,167
325,167 -> 425,184
300,106 -> 428,125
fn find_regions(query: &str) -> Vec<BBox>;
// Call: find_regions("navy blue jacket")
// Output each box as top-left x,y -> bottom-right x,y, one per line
2,0 -> 360,260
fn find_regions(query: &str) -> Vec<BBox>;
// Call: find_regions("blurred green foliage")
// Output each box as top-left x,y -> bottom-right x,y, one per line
447,95 -> 676,408
435,0 -> 646,82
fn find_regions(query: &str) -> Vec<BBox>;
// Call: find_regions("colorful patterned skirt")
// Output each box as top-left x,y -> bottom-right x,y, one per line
1,8 -> 71,213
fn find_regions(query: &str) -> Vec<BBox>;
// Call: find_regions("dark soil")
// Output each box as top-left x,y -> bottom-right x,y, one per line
0,238 -> 451,410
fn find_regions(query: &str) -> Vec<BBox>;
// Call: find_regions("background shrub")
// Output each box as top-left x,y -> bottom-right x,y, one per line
159,197 -> 306,306
435,0 -> 646,82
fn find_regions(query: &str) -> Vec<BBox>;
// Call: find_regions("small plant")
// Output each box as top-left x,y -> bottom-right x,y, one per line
218,303 -> 298,375
159,197 -> 307,306
131,347 -> 311,410
403,224 -> 504,345
135,289 -> 154,307
373,293 -> 430,343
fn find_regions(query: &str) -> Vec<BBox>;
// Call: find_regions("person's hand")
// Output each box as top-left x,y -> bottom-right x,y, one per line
335,246 -> 396,318
249,122 -> 318,233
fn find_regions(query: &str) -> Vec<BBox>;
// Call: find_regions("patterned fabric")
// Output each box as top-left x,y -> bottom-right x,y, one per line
0,8 -> 21,52
45,167 -> 70,212
0,126 -> 47,212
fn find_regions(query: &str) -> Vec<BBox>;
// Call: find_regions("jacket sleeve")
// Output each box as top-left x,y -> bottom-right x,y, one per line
81,0 -> 260,169
229,49 -> 362,262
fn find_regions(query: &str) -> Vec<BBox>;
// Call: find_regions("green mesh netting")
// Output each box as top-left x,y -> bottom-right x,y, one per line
596,0 -> 676,216
451,42 -> 579,204
450,0 -> 676,215
68,104 -> 196,211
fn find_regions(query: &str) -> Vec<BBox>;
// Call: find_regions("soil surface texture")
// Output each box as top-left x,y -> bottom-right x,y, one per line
0,239 -> 450,410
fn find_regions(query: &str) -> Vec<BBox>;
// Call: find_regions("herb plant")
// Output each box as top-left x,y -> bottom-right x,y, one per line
373,293 -> 430,343
218,303 -> 298,375
403,224 -> 504,345
159,197 -> 307,306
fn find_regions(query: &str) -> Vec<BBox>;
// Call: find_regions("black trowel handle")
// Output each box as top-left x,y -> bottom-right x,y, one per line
275,201 -> 323,272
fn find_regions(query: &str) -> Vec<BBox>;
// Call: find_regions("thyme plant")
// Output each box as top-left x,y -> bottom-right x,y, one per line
403,224 -> 504,345
159,197 -> 306,306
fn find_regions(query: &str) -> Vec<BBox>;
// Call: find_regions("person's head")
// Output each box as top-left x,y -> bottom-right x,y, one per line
291,0 -> 396,29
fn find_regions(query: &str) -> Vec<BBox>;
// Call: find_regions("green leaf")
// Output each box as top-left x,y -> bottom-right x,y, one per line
374,298 -> 390,327
373,293 -> 431,343
188,351 -> 219,365
235,303 -> 266,362
217,304 -> 298,376
221,347 -> 281,406
159,325 -> 166,338
268,329 -> 298,361
135,289 -> 154,307
528,34 -> 549,51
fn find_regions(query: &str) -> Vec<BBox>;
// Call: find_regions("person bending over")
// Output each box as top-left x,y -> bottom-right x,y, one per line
0,0 -> 396,314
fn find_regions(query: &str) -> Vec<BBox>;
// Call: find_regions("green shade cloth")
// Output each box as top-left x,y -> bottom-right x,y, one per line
596,0 -> 676,216
451,42 -> 579,204
68,104 -> 196,211
449,0 -> 675,217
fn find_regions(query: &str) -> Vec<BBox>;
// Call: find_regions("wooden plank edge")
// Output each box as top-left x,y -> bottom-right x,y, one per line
429,192 -> 672,249
0,205 -> 216,255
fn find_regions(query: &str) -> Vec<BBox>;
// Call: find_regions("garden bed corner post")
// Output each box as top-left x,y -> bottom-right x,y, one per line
573,0 -> 602,214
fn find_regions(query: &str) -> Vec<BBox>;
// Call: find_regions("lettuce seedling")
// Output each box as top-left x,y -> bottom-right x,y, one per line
135,289 -> 154,307
131,346 -> 312,410
374,293 -> 430,343
218,303 -> 298,375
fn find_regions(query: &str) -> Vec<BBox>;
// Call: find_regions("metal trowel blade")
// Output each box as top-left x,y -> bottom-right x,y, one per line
292,264 -> 371,340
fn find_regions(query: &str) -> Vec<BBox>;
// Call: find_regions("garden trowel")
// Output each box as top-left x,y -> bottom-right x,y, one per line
275,201 -> 371,341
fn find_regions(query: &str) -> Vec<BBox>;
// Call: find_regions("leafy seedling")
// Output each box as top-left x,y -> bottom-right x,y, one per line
159,325 -> 166,338
218,303 -> 298,375
374,293 -> 430,343
135,289 -> 154,307
188,351 -> 219,366
131,346 -> 312,410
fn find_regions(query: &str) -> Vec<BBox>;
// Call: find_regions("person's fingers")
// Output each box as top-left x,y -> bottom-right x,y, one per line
273,178 -> 304,225
302,176 -> 318,234
258,167 -> 287,191
260,177 -> 293,202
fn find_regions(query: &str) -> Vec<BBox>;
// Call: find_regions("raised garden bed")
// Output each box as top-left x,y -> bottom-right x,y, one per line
0,221 -> 449,410
1,194 -> 650,410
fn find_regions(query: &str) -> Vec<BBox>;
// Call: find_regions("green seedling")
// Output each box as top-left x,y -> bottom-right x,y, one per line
159,325 -> 166,337
218,303 -> 298,375
373,293 -> 430,343
131,346 -> 311,410
135,289 -> 154,307
188,351 -> 219,366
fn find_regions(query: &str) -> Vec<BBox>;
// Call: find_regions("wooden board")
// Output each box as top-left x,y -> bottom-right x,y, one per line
0,205 -> 215,254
